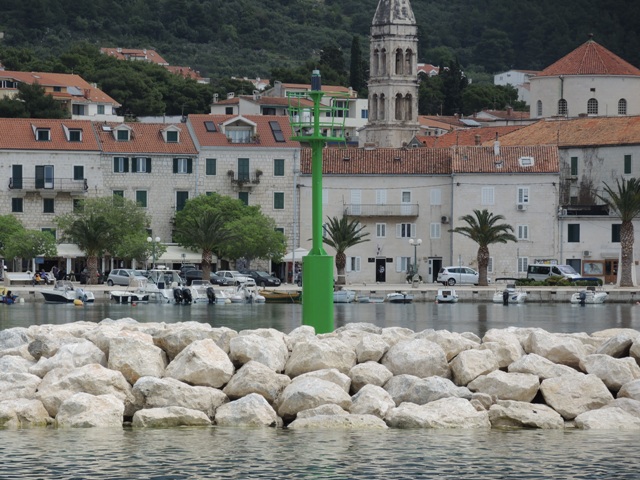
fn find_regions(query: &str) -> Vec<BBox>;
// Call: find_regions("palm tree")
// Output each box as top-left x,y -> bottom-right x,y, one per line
174,211 -> 236,279
450,209 -> 517,286
322,216 -> 370,285
597,178 -> 640,287
61,213 -> 110,285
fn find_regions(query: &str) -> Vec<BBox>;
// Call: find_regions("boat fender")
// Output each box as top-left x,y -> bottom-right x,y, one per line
73,299 -> 84,306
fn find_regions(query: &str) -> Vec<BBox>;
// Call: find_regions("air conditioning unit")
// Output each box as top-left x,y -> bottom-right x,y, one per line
583,250 -> 591,257
517,204 -> 527,211
441,215 -> 449,224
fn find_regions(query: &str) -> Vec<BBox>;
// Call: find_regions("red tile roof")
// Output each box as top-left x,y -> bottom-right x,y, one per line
419,115 -> 467,129
188,114 -> 299,148
166,66 -> 206,81
428,126 -> 527,148
477,109 -> 531,120
452,145 -> 559,174
493,116 -> 640,147
538,39 -> 640,77
100,48 -> 169,66
96,123 -> 198,154
0,118 -> 100,151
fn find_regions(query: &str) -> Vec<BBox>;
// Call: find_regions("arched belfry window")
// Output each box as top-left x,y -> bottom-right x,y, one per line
618,98 -> 627,115
372,49 -> 379,76
395,93 -> 403,120
404,49 -> 413,76
536,100 -> 542,117
371,94 -> 378,121
380,49 -> 387,75
587,98 -> 598,115
395,49 -> 404,75
379,94 -> 386,120
558,99 -> 567,116
405,94 -> 413,120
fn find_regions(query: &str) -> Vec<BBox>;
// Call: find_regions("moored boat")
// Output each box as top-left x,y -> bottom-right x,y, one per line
436,289 -> 459,303
334,289 -> 356,303
261,290 -> 301,303
40,280 -> 95,304
110,278 -> 150,304
570,286 -> 608,304
387,292 -> 413,304
492,278 -> 527,304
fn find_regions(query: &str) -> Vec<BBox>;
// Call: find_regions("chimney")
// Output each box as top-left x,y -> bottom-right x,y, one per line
493,133 -> 500,156
507,107 -> 513,116
474,134 -> 481,146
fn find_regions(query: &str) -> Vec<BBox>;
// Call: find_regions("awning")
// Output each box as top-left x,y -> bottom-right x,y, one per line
282,247 -> 309,262
157,245 -> 207,263
57,243 -> 85,258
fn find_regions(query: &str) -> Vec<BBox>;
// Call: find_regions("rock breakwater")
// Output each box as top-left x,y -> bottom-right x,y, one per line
2,319 -> 640,430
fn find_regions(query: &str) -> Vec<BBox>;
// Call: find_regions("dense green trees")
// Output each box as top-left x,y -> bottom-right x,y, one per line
0,83 -> 68,118
0,215 -> 57,272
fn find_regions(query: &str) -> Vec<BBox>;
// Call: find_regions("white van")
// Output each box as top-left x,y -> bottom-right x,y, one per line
526,264 -> 581,281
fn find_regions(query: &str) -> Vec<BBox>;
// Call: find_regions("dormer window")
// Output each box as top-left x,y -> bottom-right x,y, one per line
36,128 -> 51,141
116,129 -> 130,141
162,126 -> 181,143
226,127 -> 252,143
63,124 -> 82,142
518,156 -> 534,167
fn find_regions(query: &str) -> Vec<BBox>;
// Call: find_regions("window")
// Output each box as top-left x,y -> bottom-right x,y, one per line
166,130 -> 178,143
430,189 -> 442,205
396,223 -> 415,238
518,257 -> 528,273
68,129 -> 82,142
346,256 -> 361,272
481,187 -> 495,205
269,121 -> 286,142
624,155 -> 632,175
173,158 -> 192,174
97,105 -> 105,115
568,224 -> 580,242
227,128 -> 252,143
43,198 -> 55,214
11,165 -> 22,189
133,157 -> 151,173
536,100 -> 542,117
619,99 -> 627,115
587,98 -> 598,115
376,223 -> 386,238
11,198 -> 23,213
225,107 -> 233,115
136,190 -> 148,208
401,190 -> 412,214
361,109 -> 368,119
570,157 -> 578,177
72,104 -> 86,116
430,222 -> 441,239
35,165 -> 54,189
376,189 -> 387,205
517,186 -> 530,204
237,158 -> 250,181
517,224 -> 529,240
116,129 -> 130,141
176,191 -> 189,211
114,157 -> 129,173
73,199 -> 83,212
36,129 -> 50,141
206,158 -> 216,175
41,228 -> 56,240
274,158 -> 285,176
612,224 -> 621,243
238,192 -> 249,205
73,165 -> 84,181
351,189 -> 362,215
204,121 -> 216,132
396,257 -> 411,273
487,257 -> 494,273
558,99 -> 568,116
274,192 -> 285,210
113,190 -> 124,198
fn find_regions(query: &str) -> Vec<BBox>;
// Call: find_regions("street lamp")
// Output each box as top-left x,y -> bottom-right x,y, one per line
409,238 -> 422,283
147,236 -> 160,269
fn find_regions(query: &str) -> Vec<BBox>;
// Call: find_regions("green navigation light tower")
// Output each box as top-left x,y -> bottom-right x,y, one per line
288,70 -> 349,334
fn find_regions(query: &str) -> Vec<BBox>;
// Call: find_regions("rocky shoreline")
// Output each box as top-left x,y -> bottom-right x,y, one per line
2,319 -> 640,430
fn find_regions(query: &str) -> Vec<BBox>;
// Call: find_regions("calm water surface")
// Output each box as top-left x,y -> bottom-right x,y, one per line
2,302 -> 640,479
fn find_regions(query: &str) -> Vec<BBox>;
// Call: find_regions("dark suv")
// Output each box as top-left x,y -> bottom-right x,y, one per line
241,270 -> 281,287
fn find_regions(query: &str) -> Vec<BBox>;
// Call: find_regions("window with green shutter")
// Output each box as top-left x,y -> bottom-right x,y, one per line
274,192 -> 284,209
176,191 -> 189,211
238,158 -> 250,181
238,192 -> 249,205
206,158 -> 217,175
274,158 -> 285,176
570,157 -> 578,177
73,165 -> 84,180
624,155 -> 632,174
136,190 -> 148,208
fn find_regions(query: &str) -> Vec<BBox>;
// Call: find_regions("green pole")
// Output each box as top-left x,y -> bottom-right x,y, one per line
301,70 -> 334,334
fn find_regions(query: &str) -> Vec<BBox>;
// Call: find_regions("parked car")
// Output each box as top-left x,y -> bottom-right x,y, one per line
106,268 -> 146,286
215,270 -> 252,286
437,266 -> 485,286
240,270 -> 281,287
182,269 -> 229,286
179,264 -> 197,275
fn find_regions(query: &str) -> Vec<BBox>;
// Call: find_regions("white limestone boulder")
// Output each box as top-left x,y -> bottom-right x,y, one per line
601,398 -> 640,418
0,327 -> 30,351
350,384 -> 395,418
579,354 -> 640,391
385,397 -> 490,429
417,330 -> 478,361
275,377 -> 352,421
132,406 -> 212,427
467,371 -> 539,402
349,361 -> 393,393
296,404 -> 349,418
540,373 -> 613,420
355,334 -> 390,363
288,413 -> 388,429
222,360 -> 290,403
482,329 -> 526,356
0,372 -> 42,401
617,379 -> 640,400
36,363 -> 135,417
0,355 -> 35,374
379,327 -> 415,347
595,332 -> 638,357
574,407 -> 640,430
450,349 -> 500,386
488,400 -> 564,429
56,393 -> 124,428
29,340 -> 107,378
132,376 -> 228,418
508,353 -> 580,380
384,374 -> 471,406
381,339 -> 450,378
214,393 -> 279,427
229,334 -> 288,372
479,342 -> 523,369
524,331 -> 588,369
164,338 -> 234,388
84,324 -> 154,356
284,338 -> 356,378
295,368 -> 351,393
153,324 -> 237,359
0,399 -> 51,428
108,337 -> 168,385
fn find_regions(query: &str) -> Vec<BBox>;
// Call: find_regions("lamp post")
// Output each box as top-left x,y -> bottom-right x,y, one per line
147,236 -> 160,269
409,238 -> 422,285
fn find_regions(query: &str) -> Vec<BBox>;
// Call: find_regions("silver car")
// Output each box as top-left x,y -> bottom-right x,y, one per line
437,266 -> 481,286
106,268 -> 147,286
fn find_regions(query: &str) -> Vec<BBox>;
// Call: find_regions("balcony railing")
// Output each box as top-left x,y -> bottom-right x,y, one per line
227,170 -> 262,187
343,203 -> 419,217
9,177 -> 88,193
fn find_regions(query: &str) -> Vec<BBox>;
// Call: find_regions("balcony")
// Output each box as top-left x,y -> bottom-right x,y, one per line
343,203 -> 419,217
227,170 -> 262,188
9,177 -> 89,194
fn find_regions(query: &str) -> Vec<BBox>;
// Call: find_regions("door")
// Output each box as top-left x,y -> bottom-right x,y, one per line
375,258 -> 386,282
429,258 -> 442,283
12,165 -> 22,189
604,260 -> 618,285
36,165 -> 54,189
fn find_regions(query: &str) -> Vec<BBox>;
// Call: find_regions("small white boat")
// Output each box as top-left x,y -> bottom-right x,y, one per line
334,289 -> 356,303
144,268 -> 186,303
189,280 -> 220,303
356,293 -> 384,303
110,278 -> 150,304
40,280 -> 95,304
436,289 -> 459,303
387,292 -> 413,304
492,279 -> 527,304
229,284 -> 265,304
570,287 -> 608,304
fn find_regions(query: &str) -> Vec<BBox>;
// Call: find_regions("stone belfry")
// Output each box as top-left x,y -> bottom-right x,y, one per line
360,0 -> 420,148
